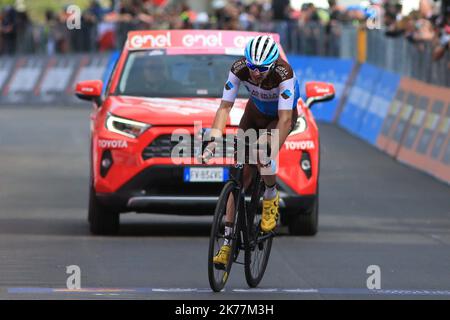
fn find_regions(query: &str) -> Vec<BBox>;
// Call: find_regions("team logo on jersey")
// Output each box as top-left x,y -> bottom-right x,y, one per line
281,89 -> 292,99
275,66 -> 289,80
225,81 -> 234,90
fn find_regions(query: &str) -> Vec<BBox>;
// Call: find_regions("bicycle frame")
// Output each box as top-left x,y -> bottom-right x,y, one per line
208,136 -> 275,291
228,162 -> 273,264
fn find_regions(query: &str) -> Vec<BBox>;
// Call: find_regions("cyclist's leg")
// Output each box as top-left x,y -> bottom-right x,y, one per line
260,119 -> 278,202
258,107 -> 298,232
239,100 -> 270,193
260,105 -> 299,182
221,99 -> 259,247
223,100 -> 268,221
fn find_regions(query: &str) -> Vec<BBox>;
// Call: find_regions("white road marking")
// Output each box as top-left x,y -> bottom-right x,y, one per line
7,287 -> 450,296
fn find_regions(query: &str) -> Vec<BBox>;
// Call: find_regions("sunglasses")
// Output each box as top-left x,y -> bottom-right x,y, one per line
246,61 -> 272,72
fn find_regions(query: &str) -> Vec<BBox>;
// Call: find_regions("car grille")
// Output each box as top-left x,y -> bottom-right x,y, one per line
142,134 -> 236,160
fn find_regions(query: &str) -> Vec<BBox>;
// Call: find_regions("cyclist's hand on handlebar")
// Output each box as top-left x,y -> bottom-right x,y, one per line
200,141 -> 217,164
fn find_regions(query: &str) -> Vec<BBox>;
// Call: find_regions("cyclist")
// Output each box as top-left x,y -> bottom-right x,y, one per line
201,35 -> 300,266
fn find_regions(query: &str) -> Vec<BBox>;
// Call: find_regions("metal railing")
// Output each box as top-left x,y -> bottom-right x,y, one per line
268,20 -> 342,57
2,21 -> 448,87
366,29 -> 449,87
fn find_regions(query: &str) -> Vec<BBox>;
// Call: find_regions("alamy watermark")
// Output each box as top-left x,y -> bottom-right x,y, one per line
170,121 -> 280,176
62,264 -> 383,291
366,5 -> 383,30
66,265 -> 81,290
366,265 -> 381,290
66,5 -> 82,30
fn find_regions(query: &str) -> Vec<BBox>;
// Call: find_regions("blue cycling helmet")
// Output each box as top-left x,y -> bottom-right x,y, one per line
244,35 -> 280,66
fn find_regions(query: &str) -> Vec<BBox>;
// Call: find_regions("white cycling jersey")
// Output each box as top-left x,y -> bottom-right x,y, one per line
222,57 -> 300,117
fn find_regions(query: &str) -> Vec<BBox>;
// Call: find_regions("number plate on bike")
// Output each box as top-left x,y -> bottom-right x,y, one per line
183,167 -> 229,183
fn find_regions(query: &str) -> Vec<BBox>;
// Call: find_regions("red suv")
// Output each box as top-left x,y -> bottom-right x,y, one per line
75,30 -> 334,236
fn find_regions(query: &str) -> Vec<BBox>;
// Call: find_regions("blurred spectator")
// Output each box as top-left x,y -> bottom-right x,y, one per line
405,10 -> 435,44
15,0 -> 29,53
272,0 -> 290,21
299,2 -> 321,25
325,0 -> 343,56
257,2 -> 275,33
217,1 -> 240,30
44,7 -> 71,54
194,11 -> 211,29
433,5 -> 450,60
384,11 -> 403,37
80,0 -> 108,52
179,2 -> 196,29
0,0 -> 446,72
239,3 -> 261,31
1,5 -> 17,55
0,9 -> 2,52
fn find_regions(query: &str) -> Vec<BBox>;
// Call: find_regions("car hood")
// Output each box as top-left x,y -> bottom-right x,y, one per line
106,96 -> 247,127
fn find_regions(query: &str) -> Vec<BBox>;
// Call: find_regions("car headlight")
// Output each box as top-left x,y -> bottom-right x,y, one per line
289,116 -> 308,136
105,113 -> 150,138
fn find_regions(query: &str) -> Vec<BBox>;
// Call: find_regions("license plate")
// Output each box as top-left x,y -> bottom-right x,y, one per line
184,167 -> 229,183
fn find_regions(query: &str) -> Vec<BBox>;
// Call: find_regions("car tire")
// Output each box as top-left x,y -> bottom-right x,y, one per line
88,185 -> 120,235
289,137 -> 321,236
280,208 -> 291,226
287,196 -> 318,236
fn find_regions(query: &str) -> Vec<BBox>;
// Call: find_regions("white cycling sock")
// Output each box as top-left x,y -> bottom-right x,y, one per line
223,226 -> 232,246
263,184 -> 277,200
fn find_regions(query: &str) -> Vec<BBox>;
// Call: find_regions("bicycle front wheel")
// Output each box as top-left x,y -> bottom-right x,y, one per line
244,178 -> 273,288
208,181 -> 238,292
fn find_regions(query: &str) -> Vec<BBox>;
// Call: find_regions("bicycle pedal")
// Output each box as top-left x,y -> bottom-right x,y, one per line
213,263 -> 226,271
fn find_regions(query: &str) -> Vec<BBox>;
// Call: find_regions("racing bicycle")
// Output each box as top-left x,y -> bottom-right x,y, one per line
206,136 -> 275,292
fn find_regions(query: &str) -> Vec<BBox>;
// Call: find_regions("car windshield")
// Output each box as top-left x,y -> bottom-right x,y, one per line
116,51 -> 250,98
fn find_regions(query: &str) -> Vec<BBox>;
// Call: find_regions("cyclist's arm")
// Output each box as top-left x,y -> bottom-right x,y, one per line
273,110 -> 292,157
272,78 -> 295,157
210,71 -> 241,138
210,100 -> 234,138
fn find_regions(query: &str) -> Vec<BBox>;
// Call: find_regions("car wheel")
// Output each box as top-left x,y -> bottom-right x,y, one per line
289,138 -> 321,236
88,185 -> 120,235
280,208 -> 291,226
288,196 -> 318,236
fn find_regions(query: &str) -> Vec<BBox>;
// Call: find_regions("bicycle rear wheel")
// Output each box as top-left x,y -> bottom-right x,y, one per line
208,181 -> 239,292
244,175 -> 273,288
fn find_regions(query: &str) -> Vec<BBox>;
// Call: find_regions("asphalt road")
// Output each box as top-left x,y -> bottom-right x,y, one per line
0,106 -> 449,300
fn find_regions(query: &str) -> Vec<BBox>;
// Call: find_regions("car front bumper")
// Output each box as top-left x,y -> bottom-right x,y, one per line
97,165 -> 316,215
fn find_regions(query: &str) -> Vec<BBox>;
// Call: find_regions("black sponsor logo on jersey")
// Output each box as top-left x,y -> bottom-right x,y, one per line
261,92 -> 278,99
281,89 -> 292,99
232,59 -> 246,74
249,89 -> 277,100
275,66 -> 290,81
225,81 -> 234,90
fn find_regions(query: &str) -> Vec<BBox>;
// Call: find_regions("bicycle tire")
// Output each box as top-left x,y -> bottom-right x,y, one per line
208,180 -> 239,292
244,174 -> 273,288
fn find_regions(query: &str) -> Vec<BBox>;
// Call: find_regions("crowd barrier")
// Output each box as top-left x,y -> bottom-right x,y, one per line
338,64 -> 401,145
376,77 -> 450,184
0,52 -> 448,184
289,56 -> 449,185
288,55 -> 354,122
0,53 -> 111,106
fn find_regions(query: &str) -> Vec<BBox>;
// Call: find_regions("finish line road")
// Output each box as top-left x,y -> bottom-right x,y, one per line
0,107 -> 449,299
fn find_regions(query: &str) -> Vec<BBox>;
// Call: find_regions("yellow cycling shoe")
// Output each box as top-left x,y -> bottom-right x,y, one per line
260,192 -> 280,233
213,244 -> 231,266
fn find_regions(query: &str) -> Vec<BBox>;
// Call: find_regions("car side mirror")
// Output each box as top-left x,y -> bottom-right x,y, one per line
305,82 -> 335,109
75,80 -> 103,106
